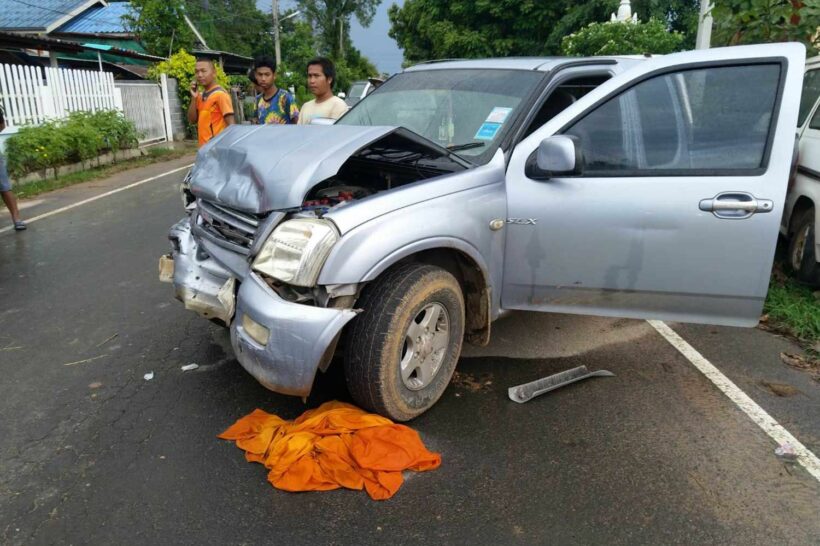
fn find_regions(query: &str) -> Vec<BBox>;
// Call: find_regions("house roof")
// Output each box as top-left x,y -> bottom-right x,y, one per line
55,2 -> 131,35
0,30 -> 163,62
0,0 -> 104,33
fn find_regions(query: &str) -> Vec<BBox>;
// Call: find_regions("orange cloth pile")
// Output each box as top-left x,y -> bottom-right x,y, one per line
218,401 -> 441,500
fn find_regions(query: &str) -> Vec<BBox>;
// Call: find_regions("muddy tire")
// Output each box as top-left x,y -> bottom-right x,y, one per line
788,208 -> 820,286
344,263 -> 464,421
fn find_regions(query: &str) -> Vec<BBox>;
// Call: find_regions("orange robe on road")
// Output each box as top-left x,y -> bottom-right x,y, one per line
218,401 -> 441,500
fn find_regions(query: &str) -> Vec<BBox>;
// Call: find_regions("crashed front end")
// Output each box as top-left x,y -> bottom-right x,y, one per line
159,124 -> 466,397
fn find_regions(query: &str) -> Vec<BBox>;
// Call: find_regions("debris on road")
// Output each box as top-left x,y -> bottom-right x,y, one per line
219,401 -> 441,500
95,333 -> 118,348
780,352 -> 820,381
143,372 -> 154,381
180,363 -> 199,372
63,354 -> 108,367
760,380 -> 800,397
508,365 -> 614,403
775,443 -> 799,462
88,382 -> 102,389
451,371 -> 493,393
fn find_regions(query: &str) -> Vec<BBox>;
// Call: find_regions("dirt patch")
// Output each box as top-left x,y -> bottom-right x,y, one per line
780,352 -> 820,381
759,380 -> 801,397
451,371 -> 494,393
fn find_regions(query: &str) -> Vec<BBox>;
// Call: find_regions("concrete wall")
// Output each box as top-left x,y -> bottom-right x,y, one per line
166,78 -> 188,141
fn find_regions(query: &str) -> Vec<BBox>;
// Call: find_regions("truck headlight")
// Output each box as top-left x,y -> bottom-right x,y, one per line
252,219 -> 339,287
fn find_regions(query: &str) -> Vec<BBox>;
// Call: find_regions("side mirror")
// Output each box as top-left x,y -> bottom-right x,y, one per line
526,135 -> 582,180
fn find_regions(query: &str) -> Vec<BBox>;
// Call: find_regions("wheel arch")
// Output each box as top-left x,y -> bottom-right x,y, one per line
789,196 -> 816,234
361,239 -> 493,346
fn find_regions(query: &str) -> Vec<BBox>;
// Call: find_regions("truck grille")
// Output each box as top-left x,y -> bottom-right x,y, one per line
197,200 -> 261,253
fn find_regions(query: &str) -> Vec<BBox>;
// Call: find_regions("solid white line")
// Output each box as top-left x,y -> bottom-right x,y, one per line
648,319 -> 820,482
0,163 -> 194,235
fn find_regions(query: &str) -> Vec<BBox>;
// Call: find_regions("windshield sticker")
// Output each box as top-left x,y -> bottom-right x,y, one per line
485,107 -> 513,124
474,122 -> 502,141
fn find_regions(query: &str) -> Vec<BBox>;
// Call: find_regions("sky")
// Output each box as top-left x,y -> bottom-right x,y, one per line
258,0 -> 406,75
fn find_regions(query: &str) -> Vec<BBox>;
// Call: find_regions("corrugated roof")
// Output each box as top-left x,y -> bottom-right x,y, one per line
0,0 -> 99,32
56,2 -> 131,34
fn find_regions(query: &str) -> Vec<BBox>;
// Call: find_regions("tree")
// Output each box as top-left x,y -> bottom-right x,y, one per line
126,0 -> 275,58
297,0 -> 380,59
388,0 -> 700,65
124,0 -> 196,57
183,0 -> 274,57
712,0 -> 819,55
561,19 -> 685,56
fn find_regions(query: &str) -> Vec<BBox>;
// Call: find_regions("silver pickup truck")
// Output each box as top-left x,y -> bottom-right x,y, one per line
161,43 -> 805,420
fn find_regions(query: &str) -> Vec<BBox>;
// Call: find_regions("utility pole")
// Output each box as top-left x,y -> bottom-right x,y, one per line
695,0 -> 713,49
273,0 -> 281,67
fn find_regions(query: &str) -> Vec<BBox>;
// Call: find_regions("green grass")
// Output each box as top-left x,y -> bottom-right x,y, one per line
14,146 -> 195,200
764,274 -> 820,346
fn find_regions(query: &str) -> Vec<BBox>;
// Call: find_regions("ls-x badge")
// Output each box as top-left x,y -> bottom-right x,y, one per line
506,218 -> 538,225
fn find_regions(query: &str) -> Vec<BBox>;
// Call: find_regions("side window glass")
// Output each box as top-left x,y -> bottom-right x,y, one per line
799,69 -> 820,127
811,101 -> 820,130
564,64 -> 781,175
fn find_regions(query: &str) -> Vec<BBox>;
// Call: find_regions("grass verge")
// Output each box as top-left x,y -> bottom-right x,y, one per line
763,268 -> 820,350
14,145 -> 195,200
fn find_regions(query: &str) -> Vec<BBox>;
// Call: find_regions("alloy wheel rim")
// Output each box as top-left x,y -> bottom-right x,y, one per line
400,302 -> 450,391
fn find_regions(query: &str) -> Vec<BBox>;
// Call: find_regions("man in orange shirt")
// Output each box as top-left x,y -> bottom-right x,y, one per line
187,58 -> 235,146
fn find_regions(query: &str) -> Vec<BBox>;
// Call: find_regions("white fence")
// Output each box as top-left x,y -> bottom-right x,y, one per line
116,81 -> 167,144
0,63 -> 122,127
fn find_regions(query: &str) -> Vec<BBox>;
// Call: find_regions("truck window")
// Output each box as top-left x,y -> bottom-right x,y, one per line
798,69 -> 820,127
521,74 -> 611,139
564,63 -> 781,174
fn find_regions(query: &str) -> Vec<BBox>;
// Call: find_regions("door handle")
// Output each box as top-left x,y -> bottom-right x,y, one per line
699,192 -> 773,219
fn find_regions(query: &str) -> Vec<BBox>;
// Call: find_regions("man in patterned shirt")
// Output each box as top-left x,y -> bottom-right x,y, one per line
253,56 -> 299,125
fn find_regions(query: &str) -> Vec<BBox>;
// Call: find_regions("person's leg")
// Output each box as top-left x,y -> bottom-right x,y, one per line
2,189 -> 20,222
0,154 -> 24,229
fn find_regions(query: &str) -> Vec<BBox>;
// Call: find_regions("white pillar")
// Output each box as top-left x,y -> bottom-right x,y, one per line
160,73 -> 174,142
695,1 -> 713,50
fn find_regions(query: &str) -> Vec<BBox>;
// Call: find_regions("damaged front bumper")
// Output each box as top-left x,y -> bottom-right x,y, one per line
231,273 -> 356,396
162,217 -> 357,397
162,218 -> 236,324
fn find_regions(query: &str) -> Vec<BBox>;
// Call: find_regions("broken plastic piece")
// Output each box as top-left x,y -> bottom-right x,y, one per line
508,365 -> 614,403
775,443 -> 798,462
181,363 -> 199,372
143,372 -> 154,381
158,254 -> 174,283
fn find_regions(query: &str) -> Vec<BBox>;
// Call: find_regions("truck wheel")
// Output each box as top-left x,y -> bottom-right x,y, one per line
344,263 -> 464,421
788,209 -> 820,286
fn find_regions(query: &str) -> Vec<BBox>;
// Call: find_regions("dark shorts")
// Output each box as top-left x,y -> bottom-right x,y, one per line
0,154 -> 10,192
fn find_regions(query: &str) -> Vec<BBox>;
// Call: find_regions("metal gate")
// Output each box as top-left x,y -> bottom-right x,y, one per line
115,81 -> 167,144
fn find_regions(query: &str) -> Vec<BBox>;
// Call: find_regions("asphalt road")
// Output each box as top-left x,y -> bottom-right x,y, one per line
1,159 -> 819,545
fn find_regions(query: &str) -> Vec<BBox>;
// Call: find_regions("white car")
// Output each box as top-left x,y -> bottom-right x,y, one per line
782,55 -> 820,284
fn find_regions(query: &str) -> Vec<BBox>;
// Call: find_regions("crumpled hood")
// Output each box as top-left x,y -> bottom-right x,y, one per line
190,124 -> 396,214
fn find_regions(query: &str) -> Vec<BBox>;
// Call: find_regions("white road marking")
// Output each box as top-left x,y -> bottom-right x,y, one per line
649,319 -> 820,482
0,163 -> 194,235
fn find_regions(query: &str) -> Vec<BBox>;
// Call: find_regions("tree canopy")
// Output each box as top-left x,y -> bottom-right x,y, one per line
388,0 -> 701,65
562,19 -> 686,56
297,0 -> 380,59
712,0 -> 819,55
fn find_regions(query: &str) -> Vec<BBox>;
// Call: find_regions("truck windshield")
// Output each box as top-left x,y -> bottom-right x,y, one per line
337,69 -> 543,164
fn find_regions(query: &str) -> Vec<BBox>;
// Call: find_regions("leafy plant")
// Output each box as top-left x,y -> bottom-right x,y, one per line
148,49 -> 230,134
712,0 -> 819,56
4,111 -> 138,178
561,19 -> 685,56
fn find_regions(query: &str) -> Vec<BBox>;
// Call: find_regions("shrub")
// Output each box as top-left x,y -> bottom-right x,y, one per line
562,19 -> 685,56
4,110 -> 138,178
147,49 -> 230,134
